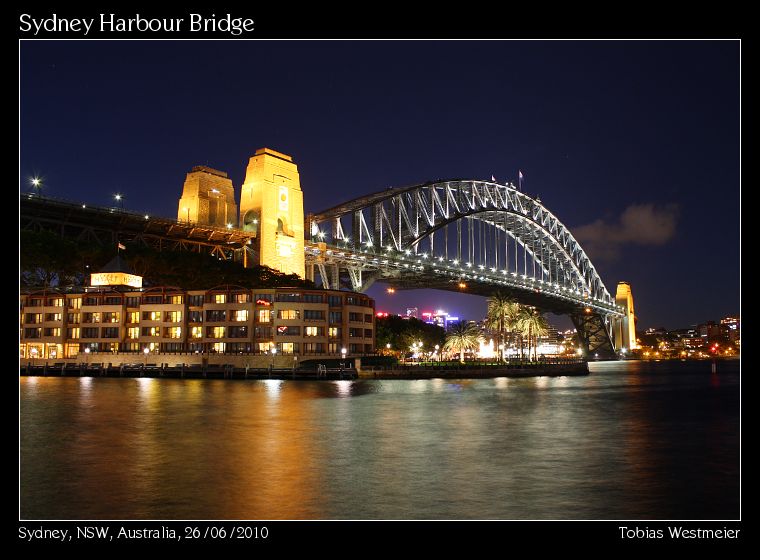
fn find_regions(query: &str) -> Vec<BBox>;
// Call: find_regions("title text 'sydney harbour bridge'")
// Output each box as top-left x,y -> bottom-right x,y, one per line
20,148 -> 636,359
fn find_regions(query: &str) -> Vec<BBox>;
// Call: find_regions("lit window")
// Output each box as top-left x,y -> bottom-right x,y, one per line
191,326 -> 203,339
149,327 -> 160,337
233,310 -> 249,322
278,309 -> 298,320
214,294 -> 226,304
212,326 -> 225,338
169,295 -> 184,304
328,327 -> 340,338
91,312 -> 101,323
104,312 -> 120,323
128,312 -> 139,323
165,311 -> 182,322
305,326 -> 319,337
69,298 -> 82,309
166,327 -> 182,339
127,327 -> 139,339
258,310 -> 270,323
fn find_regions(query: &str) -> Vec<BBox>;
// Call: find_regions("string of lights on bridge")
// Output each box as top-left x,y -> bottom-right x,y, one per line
307,233 -> 624,315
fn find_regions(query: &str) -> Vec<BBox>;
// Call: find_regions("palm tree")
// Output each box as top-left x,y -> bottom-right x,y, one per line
518,307 -> 549,361
443,322 -> 483,363
485,291 -> 521,361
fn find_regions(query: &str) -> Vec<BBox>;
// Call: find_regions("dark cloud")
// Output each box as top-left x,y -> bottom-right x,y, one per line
573,203 -> 679,261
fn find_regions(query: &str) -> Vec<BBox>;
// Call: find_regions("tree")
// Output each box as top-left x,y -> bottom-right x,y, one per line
376,315 -> 445,358
485,291 -> 521,361
20,230 -> 81,287
518,307 -> 549,361
443,321 -> 483,363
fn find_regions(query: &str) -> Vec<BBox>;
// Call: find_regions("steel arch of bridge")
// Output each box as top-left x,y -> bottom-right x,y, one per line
307,179 -> 623,357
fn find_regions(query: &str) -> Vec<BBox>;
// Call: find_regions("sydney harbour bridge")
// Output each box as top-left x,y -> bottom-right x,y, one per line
305,179 -> 624,359
20,154 -> 632,360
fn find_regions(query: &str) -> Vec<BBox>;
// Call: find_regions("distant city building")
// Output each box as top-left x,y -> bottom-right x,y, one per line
538,326 -> 560,346
698,321 -> 722,342
420,309 -> 459,329
720,316 -> 740,343
406,307 -> 418,319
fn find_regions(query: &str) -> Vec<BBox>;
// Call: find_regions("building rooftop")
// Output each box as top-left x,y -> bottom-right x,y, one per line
190,165 -> 228,178
98,254 -> 136,275
254,147 -> 293,162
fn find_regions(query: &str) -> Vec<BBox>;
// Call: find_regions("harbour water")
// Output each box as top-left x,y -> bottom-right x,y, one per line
19,360 -> 739,520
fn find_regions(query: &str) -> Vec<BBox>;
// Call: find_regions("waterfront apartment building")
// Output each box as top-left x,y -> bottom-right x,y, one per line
20,285 -> 375,362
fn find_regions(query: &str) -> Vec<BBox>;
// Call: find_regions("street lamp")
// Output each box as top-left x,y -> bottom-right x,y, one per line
498,343 -> 505,362
114,193 -> 124,209
143,346 -> 150,366
84,346 -> 91,367
271,346 -> 277,370
435,344 -> 440,363
341,347 -> 347,365
386,342 -> 391,355
30,177 -> 43,195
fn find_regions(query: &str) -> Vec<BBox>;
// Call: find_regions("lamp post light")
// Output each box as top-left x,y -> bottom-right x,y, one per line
386,342 -> 391,356
498,343 -> 505,363
114,193 -> 124,209
435,344 -> 440,363
271,346 -> 277,370
143,346 -> 150,367
84,346 -> 91,367
30,177 -> 42,196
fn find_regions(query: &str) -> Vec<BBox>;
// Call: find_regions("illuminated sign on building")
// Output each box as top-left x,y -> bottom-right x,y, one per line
90,272 -> 143,288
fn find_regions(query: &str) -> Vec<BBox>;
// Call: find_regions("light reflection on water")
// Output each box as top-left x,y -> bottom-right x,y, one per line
20,360 -> 739,520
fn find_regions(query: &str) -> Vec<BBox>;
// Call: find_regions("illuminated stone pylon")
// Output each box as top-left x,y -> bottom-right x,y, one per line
177,166 -> 238,228
615,281 -> 637,350
239,148 -> 305,278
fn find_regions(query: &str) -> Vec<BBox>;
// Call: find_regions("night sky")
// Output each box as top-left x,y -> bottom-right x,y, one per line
20,40 -> 740,330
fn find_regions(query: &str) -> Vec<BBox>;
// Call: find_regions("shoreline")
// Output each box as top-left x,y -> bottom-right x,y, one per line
19,361 -> 588,381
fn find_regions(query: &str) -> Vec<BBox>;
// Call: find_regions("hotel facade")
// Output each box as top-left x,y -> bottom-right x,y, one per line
20,284 -> 375,366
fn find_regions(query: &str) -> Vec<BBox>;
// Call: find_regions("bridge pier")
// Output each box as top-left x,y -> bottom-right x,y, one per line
571,310 -> 617,360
